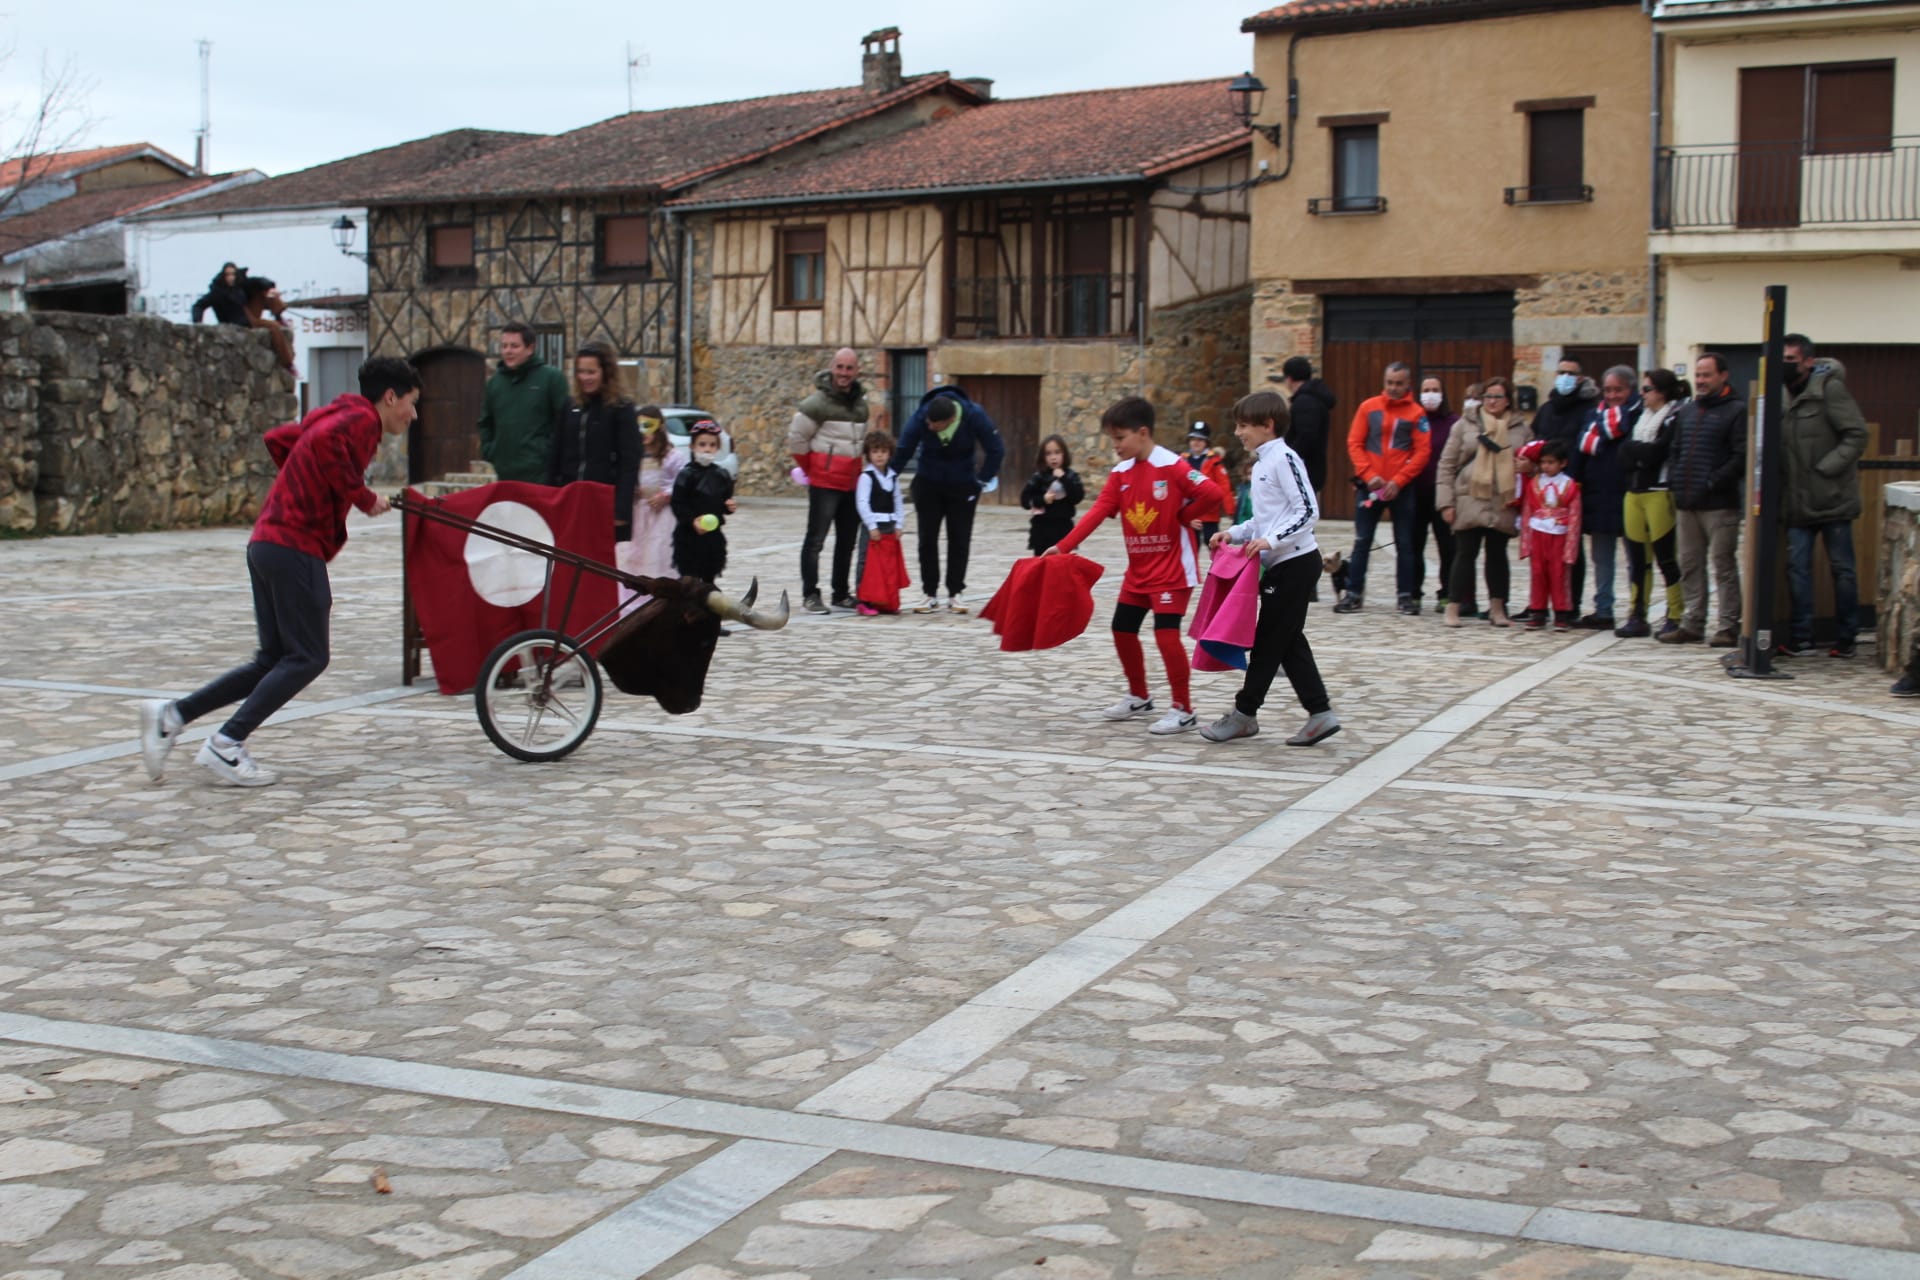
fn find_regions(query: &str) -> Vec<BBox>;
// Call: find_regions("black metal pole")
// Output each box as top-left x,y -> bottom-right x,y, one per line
1729,284 -> 1791,680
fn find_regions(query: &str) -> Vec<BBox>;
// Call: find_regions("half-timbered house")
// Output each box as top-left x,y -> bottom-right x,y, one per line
668,79 -> 1252,496
364,30 -> 985,483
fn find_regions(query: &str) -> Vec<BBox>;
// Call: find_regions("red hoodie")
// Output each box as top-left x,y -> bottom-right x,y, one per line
251,395 -> 382,562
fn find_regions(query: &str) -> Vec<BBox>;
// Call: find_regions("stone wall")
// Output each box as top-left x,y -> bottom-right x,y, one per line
697,286 -> 1251,496
1249,280 -> 1322,389
0,312 -> 296,535
1880,482 -> 1920,674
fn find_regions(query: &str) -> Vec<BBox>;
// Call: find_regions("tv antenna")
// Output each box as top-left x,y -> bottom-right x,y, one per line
626,42 -> 650,114
194,39 -> 212,172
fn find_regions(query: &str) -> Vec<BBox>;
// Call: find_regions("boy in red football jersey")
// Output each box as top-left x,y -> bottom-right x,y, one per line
1045,396 -> 1223,734
137,358 -> 420,787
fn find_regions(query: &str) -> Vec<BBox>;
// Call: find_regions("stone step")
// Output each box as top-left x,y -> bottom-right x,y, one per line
438,472 -> 496,486
469,461 -> 495,475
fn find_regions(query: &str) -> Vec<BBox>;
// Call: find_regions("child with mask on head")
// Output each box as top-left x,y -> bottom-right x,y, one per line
670,420 -> 736,586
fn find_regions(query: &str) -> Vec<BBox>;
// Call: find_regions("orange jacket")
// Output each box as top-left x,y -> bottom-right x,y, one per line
1183,450 -> 1237,519
1347,394 -> 1432,491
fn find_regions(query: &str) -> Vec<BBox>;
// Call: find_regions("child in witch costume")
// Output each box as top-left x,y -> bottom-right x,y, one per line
670,420 -> 736,584
1200,390 -> 1340,746
854,429 -> 911,614
1517,438 -> 1583,631
1044,396 -> 1223,735
1019,434 -> 1085,554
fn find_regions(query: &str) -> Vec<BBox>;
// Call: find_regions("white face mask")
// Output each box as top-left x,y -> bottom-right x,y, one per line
1419,391 -> 1443,411
1463,398 -> 1482,414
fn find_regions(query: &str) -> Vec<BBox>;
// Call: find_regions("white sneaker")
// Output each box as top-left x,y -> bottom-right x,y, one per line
912,595 -> 940,614
138,699 -> 184,780
195,737 -> 278,787
1101,695 -> 1154,720
946,594 -> 969,614
1148,709 -> 1200,735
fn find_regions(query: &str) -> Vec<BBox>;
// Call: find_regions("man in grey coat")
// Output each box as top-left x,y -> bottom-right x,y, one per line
1777,334 -> 1869,659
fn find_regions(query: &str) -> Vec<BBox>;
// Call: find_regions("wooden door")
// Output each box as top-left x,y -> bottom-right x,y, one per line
962,375 -> 1042,505
1318,338 -> 1512,519
1738,66 -> 1804,229
411,348 -> 487,483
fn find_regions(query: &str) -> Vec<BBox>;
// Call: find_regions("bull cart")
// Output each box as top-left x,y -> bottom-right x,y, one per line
395,491 -> 788,763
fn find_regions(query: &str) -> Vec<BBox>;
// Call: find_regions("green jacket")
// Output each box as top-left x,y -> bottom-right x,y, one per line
478,354 -> 569,483
1781,360 -> 1868,526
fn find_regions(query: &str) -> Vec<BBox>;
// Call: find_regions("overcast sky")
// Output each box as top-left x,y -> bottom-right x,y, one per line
3,1 -> 1266,178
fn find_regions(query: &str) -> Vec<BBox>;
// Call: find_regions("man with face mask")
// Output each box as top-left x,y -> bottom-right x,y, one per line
1335,362 -> 1432,614
1776,334 -> 1868,659
1528,356 -> 1601,620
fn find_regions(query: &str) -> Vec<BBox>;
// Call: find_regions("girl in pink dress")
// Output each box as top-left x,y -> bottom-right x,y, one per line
617,406 -> 686,611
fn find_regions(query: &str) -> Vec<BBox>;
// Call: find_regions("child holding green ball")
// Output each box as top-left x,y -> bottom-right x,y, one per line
670,420 -> 736,584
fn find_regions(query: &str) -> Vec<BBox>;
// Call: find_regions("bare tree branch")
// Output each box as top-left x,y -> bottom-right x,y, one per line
0,48 -> 96,220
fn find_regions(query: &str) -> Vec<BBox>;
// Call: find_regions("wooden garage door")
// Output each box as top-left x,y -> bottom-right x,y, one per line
961,375 -> 1042,505
411,348 -> 487,484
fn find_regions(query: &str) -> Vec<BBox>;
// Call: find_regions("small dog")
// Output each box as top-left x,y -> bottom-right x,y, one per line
1322,550 -> 1350,597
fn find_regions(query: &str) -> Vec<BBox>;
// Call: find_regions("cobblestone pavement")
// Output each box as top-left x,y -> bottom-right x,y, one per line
1,497 -> 1916,1280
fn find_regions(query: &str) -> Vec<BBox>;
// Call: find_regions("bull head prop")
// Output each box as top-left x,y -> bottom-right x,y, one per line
598,576 -> 788,714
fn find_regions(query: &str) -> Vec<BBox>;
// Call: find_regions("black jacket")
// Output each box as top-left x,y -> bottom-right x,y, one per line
1619,404 -> 1678,494
548,397 -> 642,535
1529,378 -> 1601,451
1670,387 -> 1749,511
1574,399 -> 1639,537
1286,378 -> 1336,491
671,459 -> 734,530
191,272 -> 249,326
1019,467 -> 1085,534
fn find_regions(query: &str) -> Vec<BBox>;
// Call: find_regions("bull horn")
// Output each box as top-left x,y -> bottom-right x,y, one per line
741,579 -> 759,608
706,581 -> 790,631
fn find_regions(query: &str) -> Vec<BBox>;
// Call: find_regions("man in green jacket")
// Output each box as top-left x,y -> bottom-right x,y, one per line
478,321 -> 568,484
1778,334 -> 1869,659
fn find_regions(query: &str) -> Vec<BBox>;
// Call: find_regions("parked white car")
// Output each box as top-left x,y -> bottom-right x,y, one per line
658,406 -> 738,478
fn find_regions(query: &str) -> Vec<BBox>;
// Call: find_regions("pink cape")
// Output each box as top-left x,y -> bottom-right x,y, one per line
978,554 -> 1106,651
1188,548 -> 1262,671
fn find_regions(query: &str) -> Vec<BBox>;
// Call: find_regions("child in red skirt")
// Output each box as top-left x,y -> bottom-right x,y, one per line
1518,438 -> 1583,631
855,429 -> 910,614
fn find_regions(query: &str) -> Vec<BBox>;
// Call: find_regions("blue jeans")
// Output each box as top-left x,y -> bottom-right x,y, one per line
1348,487 -> 1419,599
1787,521 -> 1858,646
1589,534 -> 1619,617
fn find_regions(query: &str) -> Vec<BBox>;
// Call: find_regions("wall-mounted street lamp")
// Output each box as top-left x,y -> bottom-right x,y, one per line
1228,72 -> 1283,148
331,215 -> 369,263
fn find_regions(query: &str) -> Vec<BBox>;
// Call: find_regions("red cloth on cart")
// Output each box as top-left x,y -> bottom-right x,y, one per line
978,554 -> 1106,652
857,532 -> 911,612
1188,548 -> 1262,672
404,481 -> 618,694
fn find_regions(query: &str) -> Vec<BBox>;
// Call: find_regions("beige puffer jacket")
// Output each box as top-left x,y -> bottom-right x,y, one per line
1434,406 -> 1532,535
787,371 -> 870,491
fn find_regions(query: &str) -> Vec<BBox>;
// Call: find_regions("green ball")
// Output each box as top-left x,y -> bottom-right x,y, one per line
695,513 -> 720,532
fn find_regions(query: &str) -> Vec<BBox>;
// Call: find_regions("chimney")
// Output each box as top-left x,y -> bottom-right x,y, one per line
959,77 -> 993,101
861,27 -> 902,94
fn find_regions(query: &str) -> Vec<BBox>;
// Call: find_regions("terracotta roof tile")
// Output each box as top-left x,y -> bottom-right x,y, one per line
0,142 -> 191,190
0,175 -> 237,259
141,130 -> 539,218
1244,0 -> 1625,30
369,76 -> 977,204
670,79 -> 1246,208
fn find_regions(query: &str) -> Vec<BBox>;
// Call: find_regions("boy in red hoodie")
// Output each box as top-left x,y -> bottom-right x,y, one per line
138,357 -> 421,787
1335,362 -> 1432,615
1046,396 -> 1223,735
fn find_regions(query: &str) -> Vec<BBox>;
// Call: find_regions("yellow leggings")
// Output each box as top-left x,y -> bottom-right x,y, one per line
1622,490 -> 1683,620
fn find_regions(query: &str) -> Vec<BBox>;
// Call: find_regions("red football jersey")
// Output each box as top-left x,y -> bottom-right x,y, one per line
1056,446 -> 1223,594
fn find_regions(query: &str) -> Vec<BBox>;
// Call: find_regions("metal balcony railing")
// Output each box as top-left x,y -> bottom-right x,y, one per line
1307,195 -> 1388,215
949,273 -> 1137,340
1656,138 -> 1920,230
1505,183 -> 1594,205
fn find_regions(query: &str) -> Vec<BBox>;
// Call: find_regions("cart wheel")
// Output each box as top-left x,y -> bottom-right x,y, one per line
475,629 -> 603,762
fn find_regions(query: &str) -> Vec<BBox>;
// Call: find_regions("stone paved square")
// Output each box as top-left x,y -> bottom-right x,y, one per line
2,502 -> 1915,1279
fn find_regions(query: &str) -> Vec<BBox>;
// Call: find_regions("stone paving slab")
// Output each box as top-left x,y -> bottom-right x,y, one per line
0,1043 -> 721,1279
657,1151 -> 1794,1279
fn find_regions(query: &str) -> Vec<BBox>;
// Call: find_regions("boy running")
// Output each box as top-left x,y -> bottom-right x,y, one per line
138,357 -> 421,786
1045,396 -> 1223,734
1202,391 -> 1341,746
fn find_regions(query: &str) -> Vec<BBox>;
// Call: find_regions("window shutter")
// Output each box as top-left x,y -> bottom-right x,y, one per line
431,225 -> 474,268
1812,64 -> 1894,154
601,215 -> 651,269
1528,110 -> 1585,198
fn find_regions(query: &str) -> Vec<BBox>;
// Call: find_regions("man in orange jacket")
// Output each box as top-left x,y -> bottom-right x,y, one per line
1335,361 -> 1432,614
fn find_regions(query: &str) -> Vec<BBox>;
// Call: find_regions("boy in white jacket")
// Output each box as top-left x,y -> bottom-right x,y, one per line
1203,391 -> 1341,746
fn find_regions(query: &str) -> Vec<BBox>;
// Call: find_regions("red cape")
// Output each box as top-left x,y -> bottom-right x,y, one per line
857,532 -> 911,613
978,554 -> 1106,651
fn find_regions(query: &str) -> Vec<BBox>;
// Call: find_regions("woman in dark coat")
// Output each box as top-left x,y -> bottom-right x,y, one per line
191,263 -> 250,326
549,342 -> 642,541
1573,365 -> 1640,628
1412,375 -> 1458,609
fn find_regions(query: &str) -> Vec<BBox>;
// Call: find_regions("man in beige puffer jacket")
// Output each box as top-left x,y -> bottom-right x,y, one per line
788,348 -> 872,613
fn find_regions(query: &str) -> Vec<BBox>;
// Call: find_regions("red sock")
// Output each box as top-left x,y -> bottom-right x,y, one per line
1155,626 -> 1191,711
1112,630 -> 1148,700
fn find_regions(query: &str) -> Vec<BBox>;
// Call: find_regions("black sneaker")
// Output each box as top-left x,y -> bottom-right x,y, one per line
1614,616 -> 1651,639
1775,641 -> 1817,659
1829,641 -> 1857,659
1579,614 -> 1615,630
1332,592 -> 1363,614
830,593 -> 858,611
1892,674 -> 1920,698
802,592 -> 831,615
1396,594 -> 1420,616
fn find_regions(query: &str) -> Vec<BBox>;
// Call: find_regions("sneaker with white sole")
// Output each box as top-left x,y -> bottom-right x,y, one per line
946,594 -> 969,614
138,699 -> 184,780
195,737 -> 277,787
1148,709 -> 1199,735
1199,708 -> 1258,742
912,595 -> 940,614
1285,711 -> 1342,746
1101,694 -> 1154,720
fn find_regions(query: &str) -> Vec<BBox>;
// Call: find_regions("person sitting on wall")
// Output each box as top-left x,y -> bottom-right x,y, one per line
192,262 -> 250,327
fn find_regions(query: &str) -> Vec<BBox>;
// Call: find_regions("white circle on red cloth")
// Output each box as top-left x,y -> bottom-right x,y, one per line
464,501 -> 554,607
